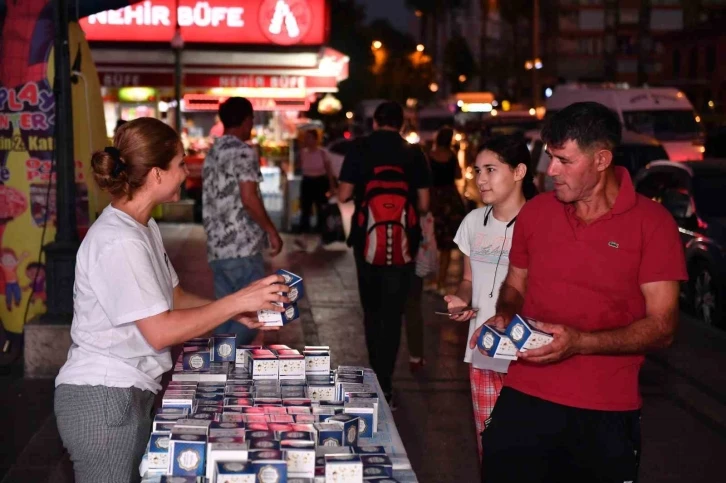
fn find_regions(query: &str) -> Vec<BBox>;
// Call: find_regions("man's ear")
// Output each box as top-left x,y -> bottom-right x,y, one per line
595,149 -> 613,172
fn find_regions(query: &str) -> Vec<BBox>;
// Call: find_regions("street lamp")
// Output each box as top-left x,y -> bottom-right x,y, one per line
171,21 -> 184,134
372,40 -> 382,50
345,111 -> 353,120
459,74 -> 467,83
43,0 -> 79,324
416,44 -> 425,52
429,82 -> 439,92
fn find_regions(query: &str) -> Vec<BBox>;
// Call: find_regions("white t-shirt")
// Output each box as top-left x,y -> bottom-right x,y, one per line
55,205 -> 178,393
453,207 -> 514,373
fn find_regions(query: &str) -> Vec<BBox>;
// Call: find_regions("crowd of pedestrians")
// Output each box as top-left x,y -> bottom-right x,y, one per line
52,95 -> 686,483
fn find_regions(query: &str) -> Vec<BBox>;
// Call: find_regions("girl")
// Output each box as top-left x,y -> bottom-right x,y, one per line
299,129 -> 337,233
54,118 -> 288,483
444,135 -> 537,459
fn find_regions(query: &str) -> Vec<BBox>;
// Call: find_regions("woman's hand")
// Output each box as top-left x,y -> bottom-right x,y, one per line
444,295 -> 476,322
234,312 -> 281,332
232,274 -> 289,313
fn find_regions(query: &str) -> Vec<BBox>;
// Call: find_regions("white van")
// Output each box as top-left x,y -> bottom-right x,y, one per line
546,85 -> 705,161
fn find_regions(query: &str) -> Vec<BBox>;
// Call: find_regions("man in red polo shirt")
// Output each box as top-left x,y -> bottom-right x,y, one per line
472,102 -> 687,483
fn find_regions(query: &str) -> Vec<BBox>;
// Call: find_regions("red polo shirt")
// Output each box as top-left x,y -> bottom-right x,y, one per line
506,167 -> 687,411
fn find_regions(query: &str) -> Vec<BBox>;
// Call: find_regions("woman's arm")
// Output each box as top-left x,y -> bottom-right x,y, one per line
137,274 -> 288,351
173,285 -> 211,310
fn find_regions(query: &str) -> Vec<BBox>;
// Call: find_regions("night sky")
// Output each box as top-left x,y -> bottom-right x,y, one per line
361,0 -> 414,34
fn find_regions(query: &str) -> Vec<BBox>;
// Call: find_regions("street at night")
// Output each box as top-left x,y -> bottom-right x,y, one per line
2,1 -> 726,482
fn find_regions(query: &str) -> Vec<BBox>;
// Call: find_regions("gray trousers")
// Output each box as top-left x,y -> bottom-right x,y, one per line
55,384 -> 154,483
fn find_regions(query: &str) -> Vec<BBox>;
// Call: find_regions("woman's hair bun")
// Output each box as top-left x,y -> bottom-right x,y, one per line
91,149 -> 128,197
90,118 -> 181,199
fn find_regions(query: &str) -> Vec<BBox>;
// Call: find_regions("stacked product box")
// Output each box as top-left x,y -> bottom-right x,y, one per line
142,344 -> 397,483
476,314 -> 554,360
257,269 -> 305,327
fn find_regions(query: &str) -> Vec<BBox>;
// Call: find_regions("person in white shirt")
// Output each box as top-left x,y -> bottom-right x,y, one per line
445,135 -> 537,460
54,118 -> 288,483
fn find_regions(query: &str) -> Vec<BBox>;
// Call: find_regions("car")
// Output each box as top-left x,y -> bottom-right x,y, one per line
547,84 -> 705,161
633,160 -> 726,328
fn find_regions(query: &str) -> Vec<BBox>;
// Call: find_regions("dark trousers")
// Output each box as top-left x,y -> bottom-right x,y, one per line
403,274 -> 424,358
354,252 -> 414,394
481,387 -> 641,483
300,175 -> 329,233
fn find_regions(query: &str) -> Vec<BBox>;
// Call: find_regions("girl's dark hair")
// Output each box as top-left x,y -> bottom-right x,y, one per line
479,135 -> 538,200
435,127 -> 454,147
91,117 -> 182,200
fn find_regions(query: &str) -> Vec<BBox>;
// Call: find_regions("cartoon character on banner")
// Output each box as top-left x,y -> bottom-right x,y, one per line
1,248 -> 30,311
24,261 -> 46,307
0,0 -> 56,179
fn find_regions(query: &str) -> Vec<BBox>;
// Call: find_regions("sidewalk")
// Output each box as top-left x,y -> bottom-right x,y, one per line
0,225 -> 480,483
3,224 -> 726,482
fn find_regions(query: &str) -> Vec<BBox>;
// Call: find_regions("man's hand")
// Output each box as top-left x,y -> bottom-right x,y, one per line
484,312 -> 511,332
468,312 -> 513,352
444,295 -> 475,322
234,312 -> 280,332
268,230 -> 283,257
517,320 -> 582,364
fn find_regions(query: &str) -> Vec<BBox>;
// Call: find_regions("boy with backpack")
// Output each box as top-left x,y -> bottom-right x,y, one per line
337,101 -> 432,407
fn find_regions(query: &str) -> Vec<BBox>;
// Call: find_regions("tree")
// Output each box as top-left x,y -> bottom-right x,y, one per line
443,34 -> 477,93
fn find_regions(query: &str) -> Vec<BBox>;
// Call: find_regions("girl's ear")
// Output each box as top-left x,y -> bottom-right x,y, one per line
514,163 -> 528,182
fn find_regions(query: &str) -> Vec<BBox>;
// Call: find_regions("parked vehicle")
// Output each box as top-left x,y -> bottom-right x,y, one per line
634,160 -> 726,328
547,84 -> 705,161
529,130 -> 669,192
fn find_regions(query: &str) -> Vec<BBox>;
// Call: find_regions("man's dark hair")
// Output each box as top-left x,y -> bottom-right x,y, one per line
373,101 -> 404,130
541,101 -> 622,151
219,97 -> 253,129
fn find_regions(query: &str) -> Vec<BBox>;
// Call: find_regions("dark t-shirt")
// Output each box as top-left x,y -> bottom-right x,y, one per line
339,130 -> 432,209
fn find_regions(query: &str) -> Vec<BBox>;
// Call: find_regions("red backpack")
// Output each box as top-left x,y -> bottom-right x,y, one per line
351,164 -> 421,266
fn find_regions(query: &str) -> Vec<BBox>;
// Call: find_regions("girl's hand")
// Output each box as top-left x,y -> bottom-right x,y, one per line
444,295 -> 476,322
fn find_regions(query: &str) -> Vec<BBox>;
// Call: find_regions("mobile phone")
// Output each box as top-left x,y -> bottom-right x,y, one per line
435,306 -> 479,316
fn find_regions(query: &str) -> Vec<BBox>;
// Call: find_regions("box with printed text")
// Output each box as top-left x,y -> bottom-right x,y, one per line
505,315 -> 554,351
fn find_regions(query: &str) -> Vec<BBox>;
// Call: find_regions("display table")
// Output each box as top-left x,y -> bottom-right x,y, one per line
360,369 -> 418,482
140,367 -> 418,482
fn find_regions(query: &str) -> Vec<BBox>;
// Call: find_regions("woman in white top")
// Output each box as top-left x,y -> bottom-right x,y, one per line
298,129 -> 336,233
54,118 -> 288,483
445,135 -> 537,460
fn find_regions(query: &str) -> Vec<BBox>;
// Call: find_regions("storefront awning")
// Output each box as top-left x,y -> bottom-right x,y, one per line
92,47 -> 349,95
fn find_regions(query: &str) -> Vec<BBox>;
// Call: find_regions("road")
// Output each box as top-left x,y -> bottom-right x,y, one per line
0,229 -> 724,482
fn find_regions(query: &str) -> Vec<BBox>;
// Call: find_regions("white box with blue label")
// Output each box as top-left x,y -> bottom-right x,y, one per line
205,439 -> 249,481
211,334 -> 237,362
505,315 -> 554,351
277,269 -> 305,306
477,325 -> 518,360
258,303 -> 300,328
214,461 -> 256,483
168,433 -> 207,477
148,432 -> 171,470
344,402 -> 376,437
